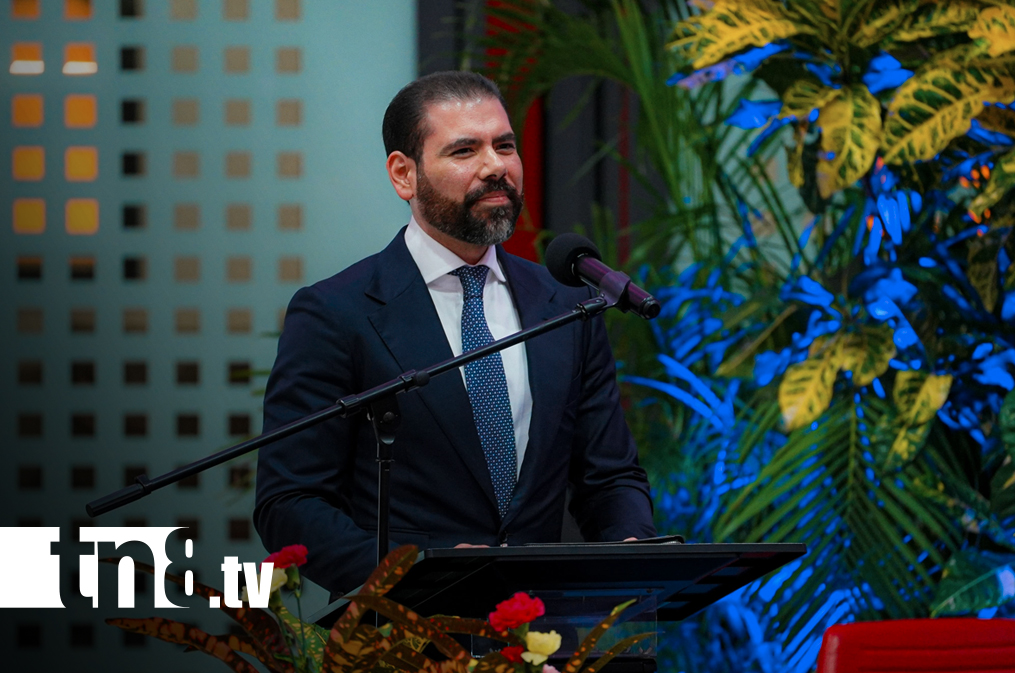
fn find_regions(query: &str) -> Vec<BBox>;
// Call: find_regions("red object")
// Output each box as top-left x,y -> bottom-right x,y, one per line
501,99 -> 544,263
501,645 -> 525,663
816,619 -> 1015,672
263,544 -> 308,569
489,592 -> 546,631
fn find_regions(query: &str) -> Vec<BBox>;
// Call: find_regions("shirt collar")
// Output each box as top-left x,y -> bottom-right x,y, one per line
404,215 -> 506,286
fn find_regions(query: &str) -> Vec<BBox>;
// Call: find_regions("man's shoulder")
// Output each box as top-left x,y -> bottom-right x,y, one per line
296,229 -> 410,307
497,246 -> 593,304
304,252 -> 383,301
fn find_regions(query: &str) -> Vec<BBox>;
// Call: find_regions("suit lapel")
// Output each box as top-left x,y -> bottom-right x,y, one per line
498,250 -> 570,530
365,232 -> 498,511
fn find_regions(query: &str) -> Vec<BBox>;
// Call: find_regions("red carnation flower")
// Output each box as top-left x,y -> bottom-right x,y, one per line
488,592 -> 545,631
501,646 -> 525,663
264,544 -> 308,569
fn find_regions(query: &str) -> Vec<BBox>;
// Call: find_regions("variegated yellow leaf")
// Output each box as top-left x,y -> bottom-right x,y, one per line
668,0 -> 812,69
882,63 -> 1015,164
852,0 -> 922,49
967,234 -> 1001,312
779,350 -> 838,431
889,423 -> 935,466
817,84 -> 882,198
893,2 -> 981,42
888,371 -> 953,466
970,146 -> 1015,215
894,371 -> 953,425
779,79 -> 841,120
969,6 -> 1015,57
976,104 -> 1015,135
837,324 -> 896,387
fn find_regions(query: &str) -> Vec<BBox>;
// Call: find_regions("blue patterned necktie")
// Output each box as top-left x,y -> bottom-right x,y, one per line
450,264 -> 517,519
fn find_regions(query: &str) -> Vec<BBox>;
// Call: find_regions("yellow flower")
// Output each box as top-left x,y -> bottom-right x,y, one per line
240,567 -> 289,602
522,630 -> 561,665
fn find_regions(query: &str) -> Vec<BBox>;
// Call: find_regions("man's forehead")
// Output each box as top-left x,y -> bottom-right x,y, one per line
421,95 -> 512,139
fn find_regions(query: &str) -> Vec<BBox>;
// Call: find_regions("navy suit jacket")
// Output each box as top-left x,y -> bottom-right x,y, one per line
254,229 -> 656,596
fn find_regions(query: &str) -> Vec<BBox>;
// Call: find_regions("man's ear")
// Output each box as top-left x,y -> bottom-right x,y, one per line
386,151 -> 416,202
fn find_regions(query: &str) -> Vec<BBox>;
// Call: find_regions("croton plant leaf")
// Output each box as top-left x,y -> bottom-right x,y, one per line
779,79 -> 840,120
779,346 -> 839,431
892,2 -> 981,41
836,324 -> 896,387
852,0 -> 922,48
887,370 -> 953,467
817,84 -> 882,197
969,5 -> 1015,57
668,0 -> 812,69
882,58 -> 1015,164
562,600 -> 636,673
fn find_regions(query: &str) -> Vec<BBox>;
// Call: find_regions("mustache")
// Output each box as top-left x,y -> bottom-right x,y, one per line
464,179 -> 522,209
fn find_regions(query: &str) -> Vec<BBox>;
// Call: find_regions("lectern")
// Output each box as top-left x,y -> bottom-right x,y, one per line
310,541 -> 806,670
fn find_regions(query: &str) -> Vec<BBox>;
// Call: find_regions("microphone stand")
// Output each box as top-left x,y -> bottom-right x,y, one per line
87,269 -> 641,568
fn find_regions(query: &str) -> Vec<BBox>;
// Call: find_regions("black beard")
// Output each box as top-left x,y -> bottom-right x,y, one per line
416,167 -> 524,247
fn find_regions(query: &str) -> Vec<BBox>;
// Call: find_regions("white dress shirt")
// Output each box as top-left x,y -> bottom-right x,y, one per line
404,216 -> 532,477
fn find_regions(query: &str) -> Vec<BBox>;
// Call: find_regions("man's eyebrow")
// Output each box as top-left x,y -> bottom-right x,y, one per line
439,133 -> 517,154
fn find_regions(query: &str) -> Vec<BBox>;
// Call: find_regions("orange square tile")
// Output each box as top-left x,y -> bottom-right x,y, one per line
65,95 -> 96,128
65,0 -> 92,20
12,94 -> 44,127
63,43 -> 96,75
13,146 -> 44,180
11,43 -> 43,75
12,43 -> 42,61
66,199 -> 98,235
65,146 -> 97,181
13,199 -> 45,234
12,0 -> 40,19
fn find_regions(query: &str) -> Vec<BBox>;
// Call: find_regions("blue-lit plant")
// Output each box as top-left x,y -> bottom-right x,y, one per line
641,0 -> 1015,668
484,0 -> 1015,670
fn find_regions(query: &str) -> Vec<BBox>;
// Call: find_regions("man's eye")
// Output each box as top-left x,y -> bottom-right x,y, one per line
452,147 -> 473,155
498,143 -> 516,152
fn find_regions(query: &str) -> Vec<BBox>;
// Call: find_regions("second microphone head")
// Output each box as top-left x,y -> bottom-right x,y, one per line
545,232 -> 602,287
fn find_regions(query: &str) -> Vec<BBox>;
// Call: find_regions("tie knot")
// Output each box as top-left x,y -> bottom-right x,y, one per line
451,265 -> 490,299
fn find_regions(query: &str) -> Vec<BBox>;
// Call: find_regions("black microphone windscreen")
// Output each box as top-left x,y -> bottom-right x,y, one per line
545,233 -> 601,287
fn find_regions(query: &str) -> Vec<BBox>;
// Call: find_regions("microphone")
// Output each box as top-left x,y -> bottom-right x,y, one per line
545,233 -> 661,320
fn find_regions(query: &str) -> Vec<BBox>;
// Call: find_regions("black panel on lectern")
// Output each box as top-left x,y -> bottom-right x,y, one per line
310,542 -> 806,627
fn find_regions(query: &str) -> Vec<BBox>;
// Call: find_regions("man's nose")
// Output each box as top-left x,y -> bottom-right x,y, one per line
479,146 -> 507,179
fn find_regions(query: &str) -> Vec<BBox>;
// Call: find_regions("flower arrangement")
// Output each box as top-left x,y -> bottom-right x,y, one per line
107,545 -> 651,673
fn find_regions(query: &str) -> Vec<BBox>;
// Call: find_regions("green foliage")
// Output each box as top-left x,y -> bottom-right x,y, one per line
931,549 -> 1015,616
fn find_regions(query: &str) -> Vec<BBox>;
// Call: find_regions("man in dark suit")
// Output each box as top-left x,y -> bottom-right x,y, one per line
254,71 -> 655,597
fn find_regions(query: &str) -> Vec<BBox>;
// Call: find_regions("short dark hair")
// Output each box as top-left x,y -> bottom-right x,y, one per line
382,71 -> 507,163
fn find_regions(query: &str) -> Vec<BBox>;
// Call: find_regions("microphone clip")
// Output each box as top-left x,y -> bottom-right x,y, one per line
595,268 -> 636,312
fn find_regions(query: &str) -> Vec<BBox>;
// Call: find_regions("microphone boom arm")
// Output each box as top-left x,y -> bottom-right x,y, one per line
86,293 -> 621,567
